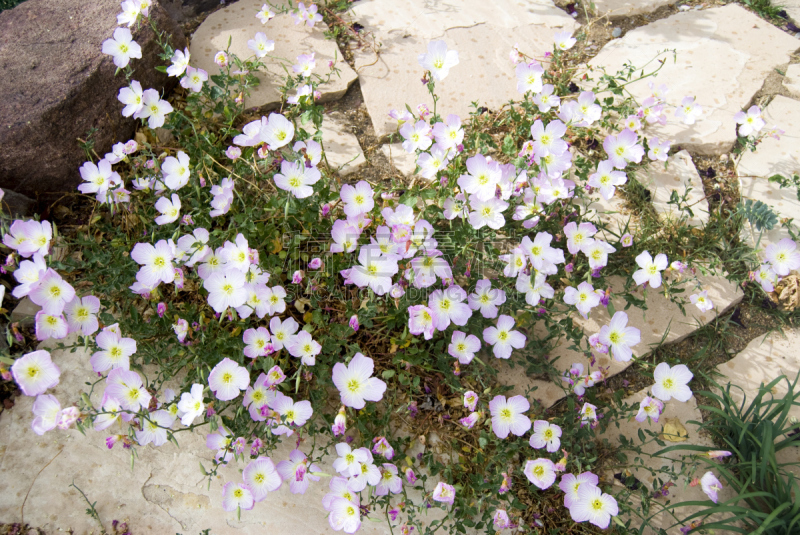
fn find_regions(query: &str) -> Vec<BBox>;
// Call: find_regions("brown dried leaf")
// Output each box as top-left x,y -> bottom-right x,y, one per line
659,417 -> 688,442
769,274 -> 800,311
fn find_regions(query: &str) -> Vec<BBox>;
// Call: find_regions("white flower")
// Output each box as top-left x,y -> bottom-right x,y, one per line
651,362 -> 693,402
248,32 -> 275,58
166,47 -> 191,77
102,27 -> 142,68
632,250 -> 668,288
690,290 -> 714,312
118,80 -> 144,117
154,194 -> 181,225
180,66 -> 208,93
765,238 -> 800,276
675,96 -> 702,125
468,196 -> 508,230
734,105 -> 765,137
529,421 -> 562,452
177,384 -> 205,426
203,269 -> 247,313
598,311 -> 640,362
483,314 -> 526,359
553,30 -> 576,51
134,89 -> 173,129
131,240 -> 175,288
523,458 -> 556,489
418,40 -> 459,81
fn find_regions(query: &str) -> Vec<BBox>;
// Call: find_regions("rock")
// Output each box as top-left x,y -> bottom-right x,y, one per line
189,0 -> 357,110
496,271 -> 743,407
715,328 -> 800,420
784,0 -> 800,25
381,143 -> 418,177
601,387 -> 732,535
782,63 -> 800,101
9,297 -> 40,326
320,114 -> 366,176
0,188 -> 36,218
737,96 -> 800,251
0,0 -> 185,200
638,150 -> 709,227
349,0 -> 578,137
591,0 -> 677,17
161,0 -> 231,22
589,5 -> 799,155
0,335 -> 398,534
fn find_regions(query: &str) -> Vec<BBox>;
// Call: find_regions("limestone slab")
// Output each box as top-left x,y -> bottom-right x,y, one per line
589,5 -> 799,155
0,335 -> 397,534
381,143 -> 418,177
737,96 -> 800,251
783,63 -> 800,99
319,115 -> 366,176
602,388 -> 732,535
638,150 -> 709,227
496,271 -> 743,406
785,0 -> 800,25
591,0 -> 677,17
190,0 -> 357,110
349,0 -> 577,137
714,328 -> 800,420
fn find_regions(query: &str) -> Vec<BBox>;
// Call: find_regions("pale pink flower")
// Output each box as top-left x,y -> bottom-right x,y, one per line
468,196 -> 508,230
118,80 -> 144,117
399,120 -> 432,153
293,52 -> 316,77
269,316 -> 298,350
276,449 -> 321,494
244,457 -> 282,501
524,458 -> 556,489
583,239 -> 616,270
248,32 -> 275,58
375,464 -> 403,496
652,362 -> 693,402
564,222 -> 596,255
256,4 -> 276,23
91,328 -> 136,372
31,394 -> 61,435
468,279 -> 506,318
675,96 -> 702,125
134,89 -> 173,129
329,496 -> 361,533
464,391 -> 479,411
64,295 -> 101,336
105,368 -> 151,411
483,315 -> 526,359
647,137 -> 671,161
448,330 -> 481,365
287,330 -> 321,366
332,353 -> 386,409
560,471 -> 599,510
348,244 -> 398,295
690,290 -> 714,312
136,409 -> 173,447
208,357 -> 250,401
428,285 -> 471,330
340,181 -> 375,217
29,269 -> 74,315
166,47 -> 190,77
572,485 -> 619,528
418,40 -> 459,81
530,119 -> 567,157
489,394 -> 531,439
520,232 -> 564,274
34,311 -> 68,341
458,154 -> 501,201
243,327 -> 272,359
563,281 -> 601,319
274,160 -> 321,199
516,61 -> 544,94
102,27 -> 141,68
460,411 -> 480,429
162,151 -> 191,190
603,129 -> 644,169
635,395 -> 664,423
530,420 -> 562,452
432,481 -> 456,505
222,482 -> 255,512
700,471 -> 723,503
203,269 -> 247,313
765,238 -> 800,276
12,350 -> 60,396
554,30 -> 576,50
598,311 -> 641,362
131,240 -> 175,288
177,384 -> 205,426
580,402 -> 598,425
633,250 -> 669,288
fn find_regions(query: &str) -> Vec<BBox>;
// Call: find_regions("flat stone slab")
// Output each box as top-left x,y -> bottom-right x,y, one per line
497,271 -> 743,406
381,143 -> 418,178
190,0 -> 357,110
591,0 -> 676,17
783,63 -> 800,99
785,0 -> 800,25
0,335 -> 397,534
320,114 -> 366,175
349,0 -> 577,137
589,5 -> 799,155
603,388 -> 732,535
715,328 -> 800,420
738,95 -> 800,251
638,150 -> 709,227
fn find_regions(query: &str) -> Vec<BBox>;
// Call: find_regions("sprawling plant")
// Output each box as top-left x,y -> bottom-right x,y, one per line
2,1 -> 799,534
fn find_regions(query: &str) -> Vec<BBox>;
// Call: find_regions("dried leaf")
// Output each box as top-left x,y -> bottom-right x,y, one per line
769,274 -> 799,311
659,417 -> 688,442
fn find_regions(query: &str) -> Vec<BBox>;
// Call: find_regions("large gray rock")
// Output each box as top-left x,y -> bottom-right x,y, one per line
0,0 -> 185,201
161,0 -> 234,22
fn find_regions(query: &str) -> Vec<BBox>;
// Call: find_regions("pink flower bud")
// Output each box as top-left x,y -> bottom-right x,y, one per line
292,270 -> 304,284
157,302 -> 166,318
225,146 -> 242,160
308,257 -> 322,269
349,314 -> 359,331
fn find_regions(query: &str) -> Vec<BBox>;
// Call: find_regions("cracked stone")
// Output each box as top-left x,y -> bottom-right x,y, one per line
590,0 -> 677,17
589,5 -> 799,155
380,143 -> 419,177
319,115 -> 366,176
637,150 -> 709,227
190,0 -> 357,110
783,63 -> 800,99
349,0 -> 577,137
496,271 -> 743,407
715,328 -> 800,421
737,96 -> 800,251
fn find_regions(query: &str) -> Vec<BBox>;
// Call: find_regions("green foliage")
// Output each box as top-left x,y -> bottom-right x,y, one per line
738,199 -> 779,232
0,0 -> 27,13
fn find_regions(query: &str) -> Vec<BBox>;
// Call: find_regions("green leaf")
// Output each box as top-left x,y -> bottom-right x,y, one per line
381,370 -> 396,379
